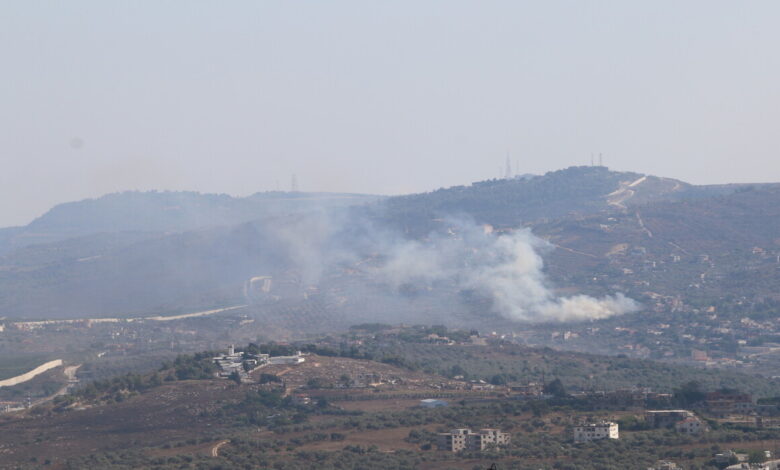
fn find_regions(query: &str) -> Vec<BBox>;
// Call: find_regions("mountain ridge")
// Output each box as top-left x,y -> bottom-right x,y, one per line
1,166 -> 779,322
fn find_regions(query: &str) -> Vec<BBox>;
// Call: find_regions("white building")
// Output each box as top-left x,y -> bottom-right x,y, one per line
573,421 -> 619,443
268,351 -> 305,365
675,416 -> 706,434
726,460 -> 780,470
438,428 -> 511,452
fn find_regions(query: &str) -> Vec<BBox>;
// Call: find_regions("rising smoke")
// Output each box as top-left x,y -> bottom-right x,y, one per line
376,218 -> 639,322
274,210 -> 639,323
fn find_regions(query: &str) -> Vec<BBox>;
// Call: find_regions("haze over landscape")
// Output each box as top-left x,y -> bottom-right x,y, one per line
4,3 -> 780,470
3,1 -> 780,226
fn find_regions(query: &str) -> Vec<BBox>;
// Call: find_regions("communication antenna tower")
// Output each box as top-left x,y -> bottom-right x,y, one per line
291,174 -> 299,192
599,153 -> 603,167
504,153 -> 512,179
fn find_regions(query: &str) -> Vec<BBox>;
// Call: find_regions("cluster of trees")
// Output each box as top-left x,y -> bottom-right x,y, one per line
161,352 -> 218,381
218,389 -> 329,429
34,384 -> 780,470
56,372 -> 161,408
320,335 -> 780,398
54,351 -> 218,408
51,421 -> 780,470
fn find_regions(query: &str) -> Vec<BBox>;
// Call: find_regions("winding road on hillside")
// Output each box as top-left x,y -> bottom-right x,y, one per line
211,440 -> 229,457
30,364 -> 82,407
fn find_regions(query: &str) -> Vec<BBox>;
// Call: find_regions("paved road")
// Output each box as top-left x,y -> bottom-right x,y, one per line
30,364 -> 81,407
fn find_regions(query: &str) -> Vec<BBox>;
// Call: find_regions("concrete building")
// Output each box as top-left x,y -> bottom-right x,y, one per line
705,391 -> 754,417
0,401 -> 24,413
675,416 -> 706,434
212,346 -> 270,382
646,409 -> 707,434
726,460 -> 780,470
291,394 -> 311,406
573,421 -> 619,443
508,382 -> 543,398
469,429 -> 510,450
268,351 -> 305,365
716,450 -> 747,466
646,410 -> 695,428
439,429 -> 471,452
438,428 -> 510,452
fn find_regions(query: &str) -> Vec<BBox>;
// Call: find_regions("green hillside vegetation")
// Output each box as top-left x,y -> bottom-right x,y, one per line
0,354 -> 52,381
5,338 -> 780,469
309,330 -> 780,397
1,166 -> 777,323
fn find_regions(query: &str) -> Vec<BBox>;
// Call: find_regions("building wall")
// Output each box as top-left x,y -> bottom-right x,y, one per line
646,410 -> 693,428
574,423 -> 619,443
438,428 -> 510,452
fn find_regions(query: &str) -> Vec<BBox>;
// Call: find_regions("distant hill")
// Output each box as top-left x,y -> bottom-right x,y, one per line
0,191 -> 381,255
375,166 -> 750,234
4,338 -> 780,468
1,167 -> 779,322
535,183 -> 780,303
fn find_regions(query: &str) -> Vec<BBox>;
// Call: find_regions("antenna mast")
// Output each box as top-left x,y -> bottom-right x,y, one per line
291,174 -> 299,192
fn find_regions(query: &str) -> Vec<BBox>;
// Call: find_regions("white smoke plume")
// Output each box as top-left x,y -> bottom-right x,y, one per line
263,208 -> 639,323
377,219 -> 639,322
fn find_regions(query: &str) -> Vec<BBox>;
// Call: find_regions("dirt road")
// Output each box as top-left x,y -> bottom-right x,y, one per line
211,440 -> 229,457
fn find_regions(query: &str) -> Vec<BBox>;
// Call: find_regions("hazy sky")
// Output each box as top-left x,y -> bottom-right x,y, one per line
2,1 -> 780,227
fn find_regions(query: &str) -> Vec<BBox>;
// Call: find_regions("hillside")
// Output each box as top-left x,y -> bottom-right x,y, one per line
5,339 -> 780,469
0,190 -> 381,255
0,167 -> 778,323
535,184 -> 780,302
375,166 -> 748,235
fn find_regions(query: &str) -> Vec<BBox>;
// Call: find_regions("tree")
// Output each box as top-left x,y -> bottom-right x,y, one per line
490,374 -> 507,385
543,378 -> 567,398
673,381 -> 706,407
229,370 -> 242,385
260,373 -> 282,384
307,377 -> 328,389
748,450 -> 767,464
339,374 -> 352,388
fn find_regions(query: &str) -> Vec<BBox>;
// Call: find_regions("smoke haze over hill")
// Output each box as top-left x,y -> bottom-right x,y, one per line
272,211 -> 639,323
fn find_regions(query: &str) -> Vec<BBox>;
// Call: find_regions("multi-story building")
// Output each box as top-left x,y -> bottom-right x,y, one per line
508,382 -> 543,398
469,429 -> 511,450
268,351 -> 305,365
438,429 -> 471,452
645,410 -> 695,428
438,428 -> 510,452
573,421 -> 619,443
675,416 -> 706,434
705,391 -> 754,417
